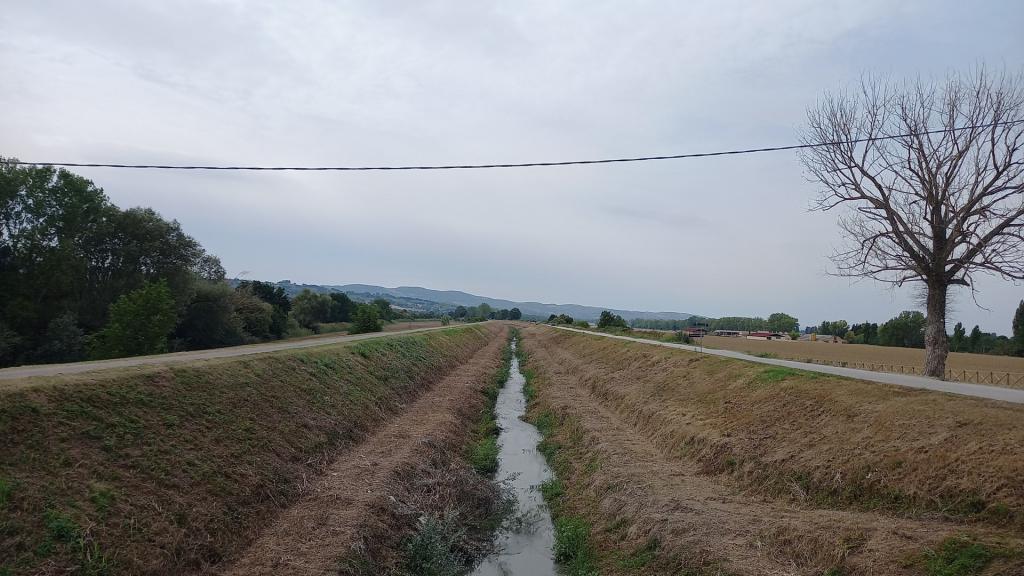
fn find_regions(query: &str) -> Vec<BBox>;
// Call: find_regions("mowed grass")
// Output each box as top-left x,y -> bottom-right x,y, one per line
522,326 -> 1024,574
534,327 -> 1024,527
0,325 -> 497,576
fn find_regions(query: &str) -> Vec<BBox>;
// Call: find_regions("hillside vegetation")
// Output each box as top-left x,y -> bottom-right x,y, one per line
0,324 -> 498,575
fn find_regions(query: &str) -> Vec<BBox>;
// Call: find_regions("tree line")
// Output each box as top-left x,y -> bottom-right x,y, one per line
810,306 -> 1024,356
450,303 -> 521,321
0,161 -> 397,367
631,313 -> 799,334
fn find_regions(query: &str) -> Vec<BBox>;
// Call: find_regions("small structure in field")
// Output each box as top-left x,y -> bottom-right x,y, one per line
682,327 -> 708,337
713,330 -> 743,337
798,333 -> 846,344
747,331 -> 788,340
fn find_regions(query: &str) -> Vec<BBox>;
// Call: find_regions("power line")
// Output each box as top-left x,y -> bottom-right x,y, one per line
10,120 -> 1024,172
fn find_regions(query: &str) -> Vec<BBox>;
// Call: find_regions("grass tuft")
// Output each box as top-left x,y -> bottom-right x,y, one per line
922,537 -> 996,576
554,516 -> 598,575
401,514 -> 465,576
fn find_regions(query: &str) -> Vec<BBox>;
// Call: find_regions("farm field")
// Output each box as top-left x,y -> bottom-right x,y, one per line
0,324 -> 510,575
520,325 -> 1024,575
694,334 -> 1024,387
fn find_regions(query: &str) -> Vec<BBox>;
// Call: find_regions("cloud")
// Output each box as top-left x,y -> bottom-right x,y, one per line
1,0 -> 1022,331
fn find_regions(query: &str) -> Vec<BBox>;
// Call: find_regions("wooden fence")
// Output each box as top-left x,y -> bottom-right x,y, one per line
798,358 -> 1024,387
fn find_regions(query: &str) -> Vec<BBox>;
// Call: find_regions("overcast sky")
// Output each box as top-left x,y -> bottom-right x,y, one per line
2,0 -> 1023,332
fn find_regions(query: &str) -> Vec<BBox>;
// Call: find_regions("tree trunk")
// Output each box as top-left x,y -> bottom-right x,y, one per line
923,283 -> 949,379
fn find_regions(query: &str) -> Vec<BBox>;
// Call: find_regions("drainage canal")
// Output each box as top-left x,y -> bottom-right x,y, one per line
472,339 -> 557,576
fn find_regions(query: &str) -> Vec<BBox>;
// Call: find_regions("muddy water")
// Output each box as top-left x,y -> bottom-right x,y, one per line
472,340 -> 557,576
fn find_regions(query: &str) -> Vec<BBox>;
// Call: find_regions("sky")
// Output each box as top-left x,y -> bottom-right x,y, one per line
2,0 -> 1023,332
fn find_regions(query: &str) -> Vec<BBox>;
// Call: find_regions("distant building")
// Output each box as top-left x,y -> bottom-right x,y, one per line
747,331 -> 788,340
712,329 -> 742,337
797,333 -> 846,344
682,327 -> 707,337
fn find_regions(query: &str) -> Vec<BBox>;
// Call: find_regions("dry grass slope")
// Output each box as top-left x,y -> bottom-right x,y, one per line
0,324 -> 499,576
521,326 -> 1024,575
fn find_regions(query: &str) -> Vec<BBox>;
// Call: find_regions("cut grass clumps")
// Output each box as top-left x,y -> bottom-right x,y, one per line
0,325 -> 497,575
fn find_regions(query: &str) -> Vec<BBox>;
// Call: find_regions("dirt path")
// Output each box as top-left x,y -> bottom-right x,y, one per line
0,322 -> 474,382
524,326 -> 1023,575
555,326 -> 1024,403
217,328 -> 506,576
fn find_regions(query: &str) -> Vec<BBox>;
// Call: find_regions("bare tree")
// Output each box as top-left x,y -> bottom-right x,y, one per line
800,69 -> 1024,378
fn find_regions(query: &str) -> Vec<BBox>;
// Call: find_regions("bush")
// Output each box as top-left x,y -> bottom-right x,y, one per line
402,515 -> 464,576
90,281 -> 177,359
572,320 -> 590,328
350,304 -> 382,334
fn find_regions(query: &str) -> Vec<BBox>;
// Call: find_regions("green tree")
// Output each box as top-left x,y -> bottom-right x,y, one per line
968,325 -> 983,353
766,312 -> 799,333
877,311 -> 926,348
237,280 -> 291,339
509,307 -> 522,320
950,322 -> 967,352
477,303 -> 493,319
597,311 -> 628,329
1013,300 -> 1024,356
231,289 -> 274,341
373,298 -> 394,321
452,306 -> 467,319
291,289 -> 331,329
328,293 -> 356,323
91,281 -> 177,359
175,281 -> 244,349
33,313 -> 85,363
351,304 -> 382,334
0,160 -> 218,364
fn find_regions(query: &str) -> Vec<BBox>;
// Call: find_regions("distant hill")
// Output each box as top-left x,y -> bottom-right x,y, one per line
234,280 -> 694,322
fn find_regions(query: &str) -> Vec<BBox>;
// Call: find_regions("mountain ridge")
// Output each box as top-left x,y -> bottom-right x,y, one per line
249,280 -> 694,321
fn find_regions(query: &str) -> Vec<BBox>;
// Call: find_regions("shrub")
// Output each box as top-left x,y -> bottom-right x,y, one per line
90,281 -> 177,359
350,304 -> 383,334
402,514 -> 464,576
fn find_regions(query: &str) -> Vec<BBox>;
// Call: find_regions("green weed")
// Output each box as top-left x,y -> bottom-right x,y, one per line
922,537 -> 996,576
89,483 -> 116,515
754,366 -> 800,384
469,436 -> 499,476
401,514 -> 464,576
554,516 -> 598,575
0,477 -> 12,508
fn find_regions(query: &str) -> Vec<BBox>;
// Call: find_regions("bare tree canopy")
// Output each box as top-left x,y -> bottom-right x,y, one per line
800,68 -> 1024,377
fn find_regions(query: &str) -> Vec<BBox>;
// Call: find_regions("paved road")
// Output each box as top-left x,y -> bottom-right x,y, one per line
554,326 -> 1024,404
0,324 -> 466,381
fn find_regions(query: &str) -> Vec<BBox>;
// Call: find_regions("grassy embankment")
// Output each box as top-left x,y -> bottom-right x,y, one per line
383,327 -> 518,576
0,324 -> 496,576
520,326 -> 1024,575
570,325 -> 1024,388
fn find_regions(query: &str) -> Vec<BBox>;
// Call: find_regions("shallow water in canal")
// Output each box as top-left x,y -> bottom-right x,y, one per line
472,340 -> 557,576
